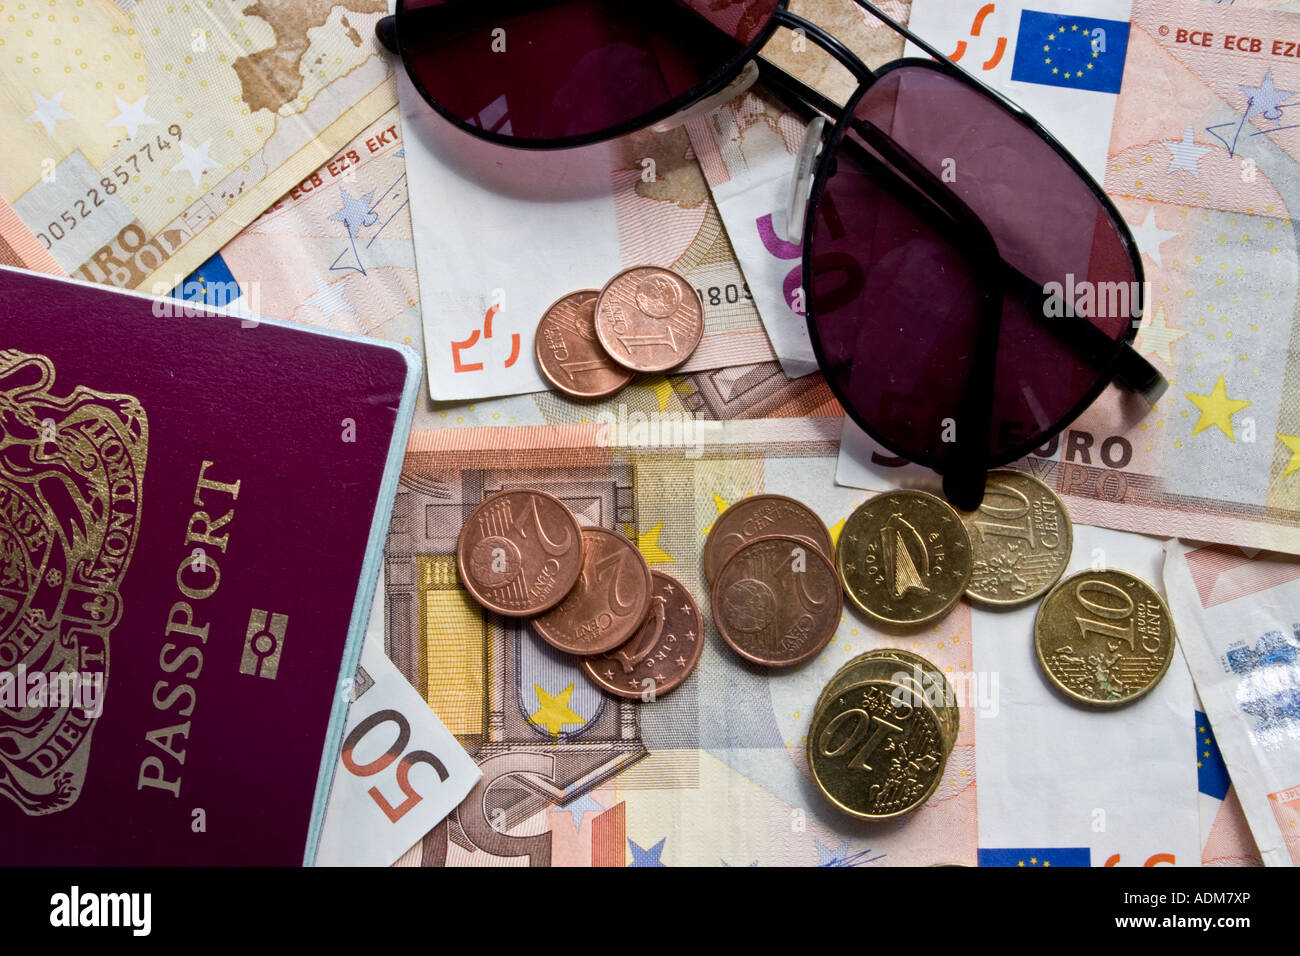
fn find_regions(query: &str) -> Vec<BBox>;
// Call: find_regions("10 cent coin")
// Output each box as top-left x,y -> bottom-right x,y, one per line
959,470 -> 1072,607
1033,569 -> 1175,707
837,490 -> 973,627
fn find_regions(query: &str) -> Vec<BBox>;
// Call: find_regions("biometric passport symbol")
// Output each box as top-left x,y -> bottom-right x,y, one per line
0,350 -> 147,815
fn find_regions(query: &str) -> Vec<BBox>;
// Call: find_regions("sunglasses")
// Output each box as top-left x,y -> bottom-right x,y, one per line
377,0 -> 1167,509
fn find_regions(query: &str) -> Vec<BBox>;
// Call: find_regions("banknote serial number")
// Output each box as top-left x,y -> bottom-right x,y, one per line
694,283 -> 753,308
36,124 -> 183,250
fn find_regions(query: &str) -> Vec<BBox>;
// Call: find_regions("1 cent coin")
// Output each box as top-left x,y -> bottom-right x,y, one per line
959,470 -> 1072,607
456,489 -> 584,617
594,266 -> 704,373
582,571 -> 703,700
836,490 -> 972,627
1033,569 -> 1175,707
533,527 -> 654,655
534,289 -> 635,399
711,533 -> 842,667
703,494 -> 833,586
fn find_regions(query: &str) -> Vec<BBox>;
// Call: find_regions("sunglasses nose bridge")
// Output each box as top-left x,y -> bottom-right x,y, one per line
785,116 -> 829,245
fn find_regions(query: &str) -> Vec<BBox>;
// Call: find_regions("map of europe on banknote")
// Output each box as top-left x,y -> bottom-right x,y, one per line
0,0 -> 395,291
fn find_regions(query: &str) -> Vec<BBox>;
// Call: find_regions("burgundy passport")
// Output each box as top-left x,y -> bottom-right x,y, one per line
0,265 -> 419,864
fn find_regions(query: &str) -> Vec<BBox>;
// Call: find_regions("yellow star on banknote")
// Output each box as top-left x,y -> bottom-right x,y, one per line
1278,435 -> 1300,477
634,521 -> 675,564
1134,306 -> 1188,365
530,684 -> 585,737
1186,376 -> 1251,440
641,376 -> 675,413
828,517 -> 846,549
701,492 -> 730,535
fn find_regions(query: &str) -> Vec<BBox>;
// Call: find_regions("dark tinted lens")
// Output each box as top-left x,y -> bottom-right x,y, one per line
807,64 -> 1139,471
397,0 -> 778,143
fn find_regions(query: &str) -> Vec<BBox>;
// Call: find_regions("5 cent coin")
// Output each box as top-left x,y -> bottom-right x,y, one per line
533,527 -> 654,655
456,489 -> 584,617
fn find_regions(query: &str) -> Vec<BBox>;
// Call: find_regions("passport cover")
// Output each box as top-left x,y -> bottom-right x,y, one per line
0,265 -> 420,864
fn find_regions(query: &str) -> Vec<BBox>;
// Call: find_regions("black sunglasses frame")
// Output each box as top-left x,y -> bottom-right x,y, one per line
380,0 -> 1165,508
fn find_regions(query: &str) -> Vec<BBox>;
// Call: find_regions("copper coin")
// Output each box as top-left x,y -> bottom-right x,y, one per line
456,489 -> 584,617
533,527 -> 654,655
703,494 -> 833,585
581,571 -> 703,700
594,265 -> 704,373
711,533 -> 842,667
534,289 -> 635,400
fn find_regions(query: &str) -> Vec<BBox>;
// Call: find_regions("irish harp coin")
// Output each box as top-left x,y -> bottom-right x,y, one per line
712,533 -> 841,667
594,266 -> 704,373
1034,569 -> 1175,707
582,571 -> 703,700
533,527 -> 654,655
703,494 -> 833,586
456,489 -> 583,617
959,470 -> 1072,607
836,491 -> 972,627
534,289 -> 634,399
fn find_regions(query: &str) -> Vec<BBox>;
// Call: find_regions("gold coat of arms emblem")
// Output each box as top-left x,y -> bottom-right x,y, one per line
0,350 -> 147,814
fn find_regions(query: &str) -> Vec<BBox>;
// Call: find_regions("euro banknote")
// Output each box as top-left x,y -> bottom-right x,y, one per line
971,526 -> 1198,868
395,70 -> 778,403
835,0 -> 1300,555
207,109 -> 841,431
1166,540 -> 1300,866
1195,690 -> 1264,867
316,571 -> 480,867
0,0 -> 395,292
368,418 -> 1196,866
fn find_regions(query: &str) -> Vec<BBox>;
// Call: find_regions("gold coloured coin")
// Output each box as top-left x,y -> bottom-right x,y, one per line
836,491 -> 972,627
959,470 -> 1072,607
1033,569 -> 1175,707
816,651 -> 958,750
808,678 -> 948,820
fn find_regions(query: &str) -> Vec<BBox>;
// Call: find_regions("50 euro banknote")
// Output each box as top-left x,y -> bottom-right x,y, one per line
0,0 -> 395,292
363,418 -> 1196,867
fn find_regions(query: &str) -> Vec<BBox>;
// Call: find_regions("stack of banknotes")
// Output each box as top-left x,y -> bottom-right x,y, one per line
1,0 -> 1295,867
